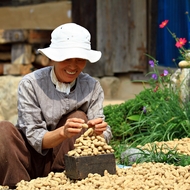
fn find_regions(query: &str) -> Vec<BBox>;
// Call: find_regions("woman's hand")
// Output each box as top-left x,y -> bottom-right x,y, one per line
63,118 -> 85,138
87,118 -> 107,136
42,118 -> 85,149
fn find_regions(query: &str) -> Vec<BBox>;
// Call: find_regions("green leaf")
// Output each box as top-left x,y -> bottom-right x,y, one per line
127,115 -> 142,121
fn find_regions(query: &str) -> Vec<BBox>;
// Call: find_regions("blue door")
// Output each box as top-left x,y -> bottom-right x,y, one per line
156,0 -> 190,67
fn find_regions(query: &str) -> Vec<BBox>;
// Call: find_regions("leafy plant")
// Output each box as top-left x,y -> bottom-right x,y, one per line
104,12 -> 190,165
104,58 -> 190,163
120,143 -> 190,167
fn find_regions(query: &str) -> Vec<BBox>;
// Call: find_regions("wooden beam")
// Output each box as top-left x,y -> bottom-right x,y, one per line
0,30 -> 28,44
3,63 -> 33,75
28,30 -> 51,44
11,44 -> 32,64
35,54 -> 50,67
0,1 -> 72,30
0,64 -> 3,75
0,52 -> 11,61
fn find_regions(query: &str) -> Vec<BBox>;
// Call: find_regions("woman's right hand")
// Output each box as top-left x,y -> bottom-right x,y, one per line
63,118 -> 85,138
42,118 -> 86,149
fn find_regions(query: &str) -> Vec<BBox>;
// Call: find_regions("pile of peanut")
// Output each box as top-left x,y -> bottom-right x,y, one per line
15,162 -> 190,190
7,133 -> 190,189
67,127 -> 114,157
0,186 -> 9,190
138,137 -> 190,155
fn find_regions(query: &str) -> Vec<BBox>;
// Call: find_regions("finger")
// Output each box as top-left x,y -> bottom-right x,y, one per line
94,126 -> 107,132
67,118 -> 85,124
87,118 -> 103,126
66,121 -> 85,129
63,126 -> 82,138
67,127 -> 82,133
95,121 -> 107,128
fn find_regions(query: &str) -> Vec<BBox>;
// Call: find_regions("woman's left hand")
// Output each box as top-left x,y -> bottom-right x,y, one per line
87,118 -> 107,136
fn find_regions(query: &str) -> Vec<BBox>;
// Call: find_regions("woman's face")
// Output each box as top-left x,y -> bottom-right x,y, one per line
53,58 -> 87,83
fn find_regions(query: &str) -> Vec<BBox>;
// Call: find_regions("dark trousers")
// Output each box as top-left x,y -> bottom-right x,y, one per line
0,110 -> 87,187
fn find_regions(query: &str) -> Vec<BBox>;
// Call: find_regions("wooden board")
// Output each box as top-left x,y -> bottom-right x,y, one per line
27,30 -> 51,44
3,63 -> 33,75
97,0 -> 147,75
64,153 -> 116,179
0,30 -> 28,44
0,1 -> 71,30
11,44 -> 32,64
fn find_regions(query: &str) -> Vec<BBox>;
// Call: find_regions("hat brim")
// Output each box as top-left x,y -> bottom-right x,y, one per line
38,47 -> 101,63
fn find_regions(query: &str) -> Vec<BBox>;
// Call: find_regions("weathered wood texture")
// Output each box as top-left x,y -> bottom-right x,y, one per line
71,0 -> 104,77
0,1 -> 155,77
147,0 -> 158,64
97,0 -> 147,76
0,0 -> 62,7
0,1 -> 71,30
0,29 -> 52,75
64,153 -> 116,179
0,1 -> 71,75
3,63 -> 33,75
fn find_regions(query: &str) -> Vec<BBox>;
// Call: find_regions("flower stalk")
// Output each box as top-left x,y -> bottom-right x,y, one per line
159,19 -> 189,61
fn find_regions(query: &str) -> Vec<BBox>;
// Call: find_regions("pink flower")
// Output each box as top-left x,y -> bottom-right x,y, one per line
159,20 -> 169,28
175,38 -> 187,48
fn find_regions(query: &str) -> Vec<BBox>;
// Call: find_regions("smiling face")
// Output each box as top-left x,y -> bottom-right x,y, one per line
53,58 -> 87,83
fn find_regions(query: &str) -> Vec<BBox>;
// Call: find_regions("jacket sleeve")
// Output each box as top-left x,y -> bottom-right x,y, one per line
16,79 -> 48,155
87,80 -> 113,144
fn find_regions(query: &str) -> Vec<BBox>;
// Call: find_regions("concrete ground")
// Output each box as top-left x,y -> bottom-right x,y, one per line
103,99 -> 125,106
102,74 -> 148,107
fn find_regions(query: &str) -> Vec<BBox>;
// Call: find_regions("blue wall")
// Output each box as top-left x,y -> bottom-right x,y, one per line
156,0 -> 190,67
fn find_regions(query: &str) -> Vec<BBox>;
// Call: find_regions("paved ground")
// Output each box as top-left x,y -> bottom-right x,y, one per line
103,99 -> 125,107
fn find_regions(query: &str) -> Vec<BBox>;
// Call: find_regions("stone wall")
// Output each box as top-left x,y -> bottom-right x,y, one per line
0,76 -> 22,124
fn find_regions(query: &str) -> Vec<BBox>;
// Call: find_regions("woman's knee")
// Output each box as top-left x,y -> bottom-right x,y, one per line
67,110 -> 88,121
57,110 -> 88,128
0,121 -> 17,140
0,120 -> 14,130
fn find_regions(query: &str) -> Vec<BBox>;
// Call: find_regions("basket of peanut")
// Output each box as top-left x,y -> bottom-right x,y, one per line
64,126 -> 116,179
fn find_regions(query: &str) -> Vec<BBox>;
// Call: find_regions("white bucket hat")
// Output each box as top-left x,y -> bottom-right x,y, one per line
38,23 -> 101,63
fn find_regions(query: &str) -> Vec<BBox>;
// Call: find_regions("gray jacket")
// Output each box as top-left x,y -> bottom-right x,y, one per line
16,67 -> 112,155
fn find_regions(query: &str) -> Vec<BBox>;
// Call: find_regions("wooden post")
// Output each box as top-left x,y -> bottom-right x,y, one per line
177,60 -> 190,103
11,44 -> 32,64
0,29 -> 28,43
3,63 -> 33,75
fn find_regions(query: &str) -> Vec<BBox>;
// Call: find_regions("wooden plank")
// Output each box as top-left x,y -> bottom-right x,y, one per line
34,54 -> 50,67
0,52 -> 11,61
0,0 -> 69,7
0,64 -> 3,75
3,63 -> 33,75
97,0 -> 147,75
0,29 -> 51,44
97,0 -> 113,75
0,30 -> 28,44
0,1 -> 71,30
71,0 -> 104,77
28,30 -> 51,44
147,0 -> 158,60
11,44 -> 32,64
64,153 -> 116,179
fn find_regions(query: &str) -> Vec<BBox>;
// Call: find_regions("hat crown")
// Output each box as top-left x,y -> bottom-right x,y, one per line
38,23 -> 101,63
50,23 -> 91,49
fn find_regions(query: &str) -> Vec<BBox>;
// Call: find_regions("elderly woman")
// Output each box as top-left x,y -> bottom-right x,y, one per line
0,23 -> 112,188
